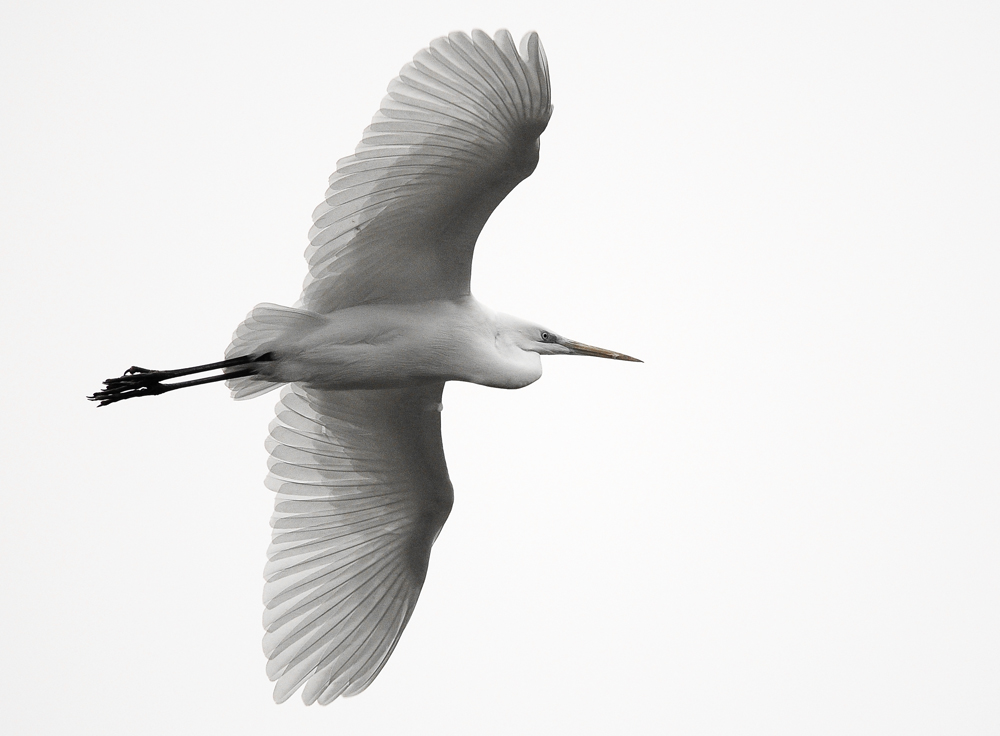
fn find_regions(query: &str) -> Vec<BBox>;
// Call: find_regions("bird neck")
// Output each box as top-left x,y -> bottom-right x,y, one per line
458,306 -> 543,390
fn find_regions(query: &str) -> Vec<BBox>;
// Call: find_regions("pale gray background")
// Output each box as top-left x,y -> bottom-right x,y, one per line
2,1 -> 998,734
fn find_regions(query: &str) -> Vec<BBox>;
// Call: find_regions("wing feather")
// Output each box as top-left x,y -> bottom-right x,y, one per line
301,30 -> 553,313
262,383 -> 453,703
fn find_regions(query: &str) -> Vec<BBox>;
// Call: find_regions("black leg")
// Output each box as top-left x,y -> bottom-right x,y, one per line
88,354 -> 271,406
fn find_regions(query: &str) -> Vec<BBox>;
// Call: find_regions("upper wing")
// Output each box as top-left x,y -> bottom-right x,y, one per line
262,382 -> 453,704
301,29 -> 553,313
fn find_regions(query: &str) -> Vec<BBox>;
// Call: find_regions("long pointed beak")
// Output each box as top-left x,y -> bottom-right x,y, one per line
561,339 -> 643,363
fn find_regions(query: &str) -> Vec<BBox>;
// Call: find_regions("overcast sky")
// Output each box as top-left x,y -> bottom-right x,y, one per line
2,1 -> 998,734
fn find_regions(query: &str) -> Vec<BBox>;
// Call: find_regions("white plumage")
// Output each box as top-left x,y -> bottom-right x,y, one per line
301,29 -> 552,314
262,383 -> 451,704
90,29 -> 639,705
252,31 -> 553,702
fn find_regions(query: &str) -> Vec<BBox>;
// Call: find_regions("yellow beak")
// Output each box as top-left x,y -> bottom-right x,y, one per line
561,339 -> 642,363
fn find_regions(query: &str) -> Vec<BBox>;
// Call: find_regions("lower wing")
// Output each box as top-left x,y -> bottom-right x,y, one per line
261,382 -> 453,704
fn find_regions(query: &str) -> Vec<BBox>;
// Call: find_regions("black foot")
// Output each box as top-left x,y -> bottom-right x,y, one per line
88,369 -> 180,406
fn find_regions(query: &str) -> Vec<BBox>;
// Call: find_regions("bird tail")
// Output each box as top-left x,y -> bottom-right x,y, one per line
226,303 -> 325,400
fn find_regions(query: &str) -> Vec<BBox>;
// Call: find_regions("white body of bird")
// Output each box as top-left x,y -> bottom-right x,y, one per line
91,29 -> 639,706
228,298 -> 546,392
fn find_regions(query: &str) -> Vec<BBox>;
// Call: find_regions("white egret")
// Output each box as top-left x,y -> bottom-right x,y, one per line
90,29 -> 640,705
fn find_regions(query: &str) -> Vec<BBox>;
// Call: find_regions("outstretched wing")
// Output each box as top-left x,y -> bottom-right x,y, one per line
262,383 -> 453,704
301,29 -> 553,313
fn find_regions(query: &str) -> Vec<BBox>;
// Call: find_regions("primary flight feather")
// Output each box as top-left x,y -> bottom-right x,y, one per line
90,29 -> 640,705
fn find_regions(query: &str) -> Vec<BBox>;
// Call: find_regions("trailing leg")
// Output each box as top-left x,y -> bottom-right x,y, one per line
88,354 -> 272,406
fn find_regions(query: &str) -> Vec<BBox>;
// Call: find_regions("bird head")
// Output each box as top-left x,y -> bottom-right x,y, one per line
499,314 -> 642,362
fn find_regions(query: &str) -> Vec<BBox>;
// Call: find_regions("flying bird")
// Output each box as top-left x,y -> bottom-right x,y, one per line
90,29 -> 640,705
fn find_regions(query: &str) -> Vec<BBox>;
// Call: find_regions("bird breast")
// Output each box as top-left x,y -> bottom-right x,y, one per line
264,298 -> 541,391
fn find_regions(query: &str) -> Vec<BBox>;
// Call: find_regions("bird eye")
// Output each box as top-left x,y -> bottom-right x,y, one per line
540,331 -> 554,343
